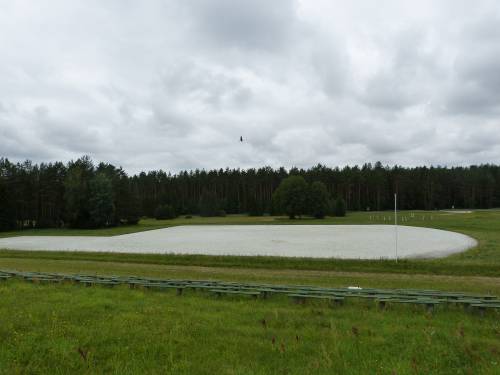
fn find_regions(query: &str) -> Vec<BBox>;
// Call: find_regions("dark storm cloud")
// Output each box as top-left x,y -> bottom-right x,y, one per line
1,0 -> 500,173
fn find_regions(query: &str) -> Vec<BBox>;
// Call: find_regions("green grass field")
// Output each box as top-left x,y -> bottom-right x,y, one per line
1,278 -> 499,375
1,210 -> 500,373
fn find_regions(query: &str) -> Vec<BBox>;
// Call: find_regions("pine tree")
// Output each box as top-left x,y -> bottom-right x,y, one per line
64,156 -> 94,228
199,190 -> 220,217
88,173 -> 115,228
334,197 -> 346,217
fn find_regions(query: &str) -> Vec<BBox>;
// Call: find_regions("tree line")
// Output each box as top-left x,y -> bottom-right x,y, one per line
1,156 -> 500,230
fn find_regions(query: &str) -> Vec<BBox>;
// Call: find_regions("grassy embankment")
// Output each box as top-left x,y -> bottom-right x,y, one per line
0,269 -> 499,374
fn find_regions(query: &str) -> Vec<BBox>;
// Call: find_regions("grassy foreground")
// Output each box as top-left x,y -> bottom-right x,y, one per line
0,260 -> 500,374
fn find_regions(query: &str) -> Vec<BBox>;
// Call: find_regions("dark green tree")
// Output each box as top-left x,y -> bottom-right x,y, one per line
0,176 -> 16,230
309,181 -> 329,219
88,173 -> 115,228
36,162 -> 66,228
247,187 -> 264,216
154,204 -> 176,220
272,175 -> 309,219
334,197 -> 346,217
64,156 -> 94,228
199,190 -> 220,217
122,185 -> 141,224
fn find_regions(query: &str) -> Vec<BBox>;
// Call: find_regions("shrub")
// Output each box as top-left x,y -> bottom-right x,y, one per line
125,216 -> 140,225
154,204 -> 176,220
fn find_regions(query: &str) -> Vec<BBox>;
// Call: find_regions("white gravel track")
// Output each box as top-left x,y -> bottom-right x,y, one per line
0,225 -> 477,259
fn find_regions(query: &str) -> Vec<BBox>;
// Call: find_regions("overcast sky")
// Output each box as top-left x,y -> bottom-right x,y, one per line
1,0 -> 500,173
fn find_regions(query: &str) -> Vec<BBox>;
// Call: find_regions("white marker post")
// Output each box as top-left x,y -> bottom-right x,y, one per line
394,193 -> 398,262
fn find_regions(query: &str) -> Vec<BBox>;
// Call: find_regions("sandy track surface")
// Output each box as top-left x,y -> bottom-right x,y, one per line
0,225 -> 477,259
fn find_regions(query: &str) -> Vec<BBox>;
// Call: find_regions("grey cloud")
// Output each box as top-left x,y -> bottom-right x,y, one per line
310,38 -> 349,98
446,51 -> 500,114
361,75 -> 418,110
445,14 -> 500,115
451,124 -> 500,154
0,113 -> 55,161
160,62 -> 253,109
31,106 -> 109,155
184,0 -> 296,51
358,29 -> 439,111
150,105 -> 193,137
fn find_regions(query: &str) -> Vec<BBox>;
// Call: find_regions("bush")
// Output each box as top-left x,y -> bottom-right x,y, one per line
334,197 -> 346,217
125,216 -> 140,225
184,215 -> 192,219
217,210 -> 226,217
154,204 -> 176,220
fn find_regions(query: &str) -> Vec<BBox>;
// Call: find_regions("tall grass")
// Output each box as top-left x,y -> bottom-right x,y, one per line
0,280 -> 499,374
